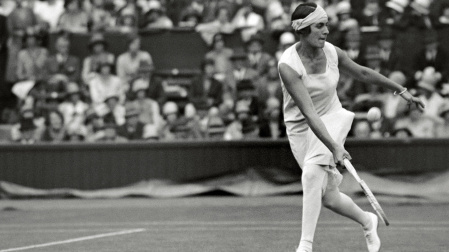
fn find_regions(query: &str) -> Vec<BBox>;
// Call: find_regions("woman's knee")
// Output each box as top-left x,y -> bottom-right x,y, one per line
301,164 -> 326,187
322,189 -> 339,209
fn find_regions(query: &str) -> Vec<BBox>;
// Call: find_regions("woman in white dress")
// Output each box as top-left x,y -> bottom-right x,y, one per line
278,3 -> 424,252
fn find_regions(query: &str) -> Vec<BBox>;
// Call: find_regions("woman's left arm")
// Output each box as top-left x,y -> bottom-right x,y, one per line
335,46 -> 425,111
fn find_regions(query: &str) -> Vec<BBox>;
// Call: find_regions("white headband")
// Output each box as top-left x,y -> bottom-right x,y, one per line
291,5 -> 328,31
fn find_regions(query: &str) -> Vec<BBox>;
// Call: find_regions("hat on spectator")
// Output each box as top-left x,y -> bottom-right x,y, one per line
336,1 -> 352,15
146,1 -> 164,16
415,66 -> 441,92
230,48 -> 248,61
84,107 -> 101,124
279,32 -> 295,46
132,79 -> 149,93
235,100 -> 251,114
19,118 -> 37,132
66,82 -> 80,95
125,104 -> 140,118
411,0 -> 431,15
386,0 -> 409,13
438,102 -> 449,117
89,33 -> 108,50
388,71 -> 407,86
103,93 -> 120,103
162,101 -> 178,115
184,103 -> 197,119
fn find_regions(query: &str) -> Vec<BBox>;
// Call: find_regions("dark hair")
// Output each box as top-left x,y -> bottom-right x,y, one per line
64,0 -> 82,9
291,2 -> 317,35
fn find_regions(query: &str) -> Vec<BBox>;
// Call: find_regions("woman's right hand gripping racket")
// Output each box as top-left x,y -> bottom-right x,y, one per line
343,159 -> 390,226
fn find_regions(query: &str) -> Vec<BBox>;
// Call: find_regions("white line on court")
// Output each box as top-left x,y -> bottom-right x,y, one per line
0,228 -> 146,252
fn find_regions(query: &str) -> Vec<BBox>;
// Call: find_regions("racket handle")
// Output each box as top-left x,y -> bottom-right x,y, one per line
343,159 -> 362,182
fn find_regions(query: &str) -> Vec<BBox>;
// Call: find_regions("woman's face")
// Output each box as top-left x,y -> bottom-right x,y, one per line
92,43 -> 105,54
304,22 -> 329,48
213,39 -> 224,50
100,65 -> 111,75
49,112 -> 63,129
26,36 -> 37,48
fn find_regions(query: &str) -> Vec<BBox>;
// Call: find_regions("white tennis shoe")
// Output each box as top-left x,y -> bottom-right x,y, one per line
363,212 -> 381,252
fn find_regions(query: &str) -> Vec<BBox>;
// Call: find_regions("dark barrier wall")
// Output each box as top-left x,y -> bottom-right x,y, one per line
0,139 -> 448,190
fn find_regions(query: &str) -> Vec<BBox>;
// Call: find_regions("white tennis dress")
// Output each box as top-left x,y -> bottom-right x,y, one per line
279,41 -> 354,188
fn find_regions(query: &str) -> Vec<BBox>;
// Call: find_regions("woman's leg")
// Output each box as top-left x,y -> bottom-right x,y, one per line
297,164 -> 328,252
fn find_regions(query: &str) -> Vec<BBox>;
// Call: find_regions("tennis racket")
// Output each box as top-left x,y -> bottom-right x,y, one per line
343,159 -> 390,226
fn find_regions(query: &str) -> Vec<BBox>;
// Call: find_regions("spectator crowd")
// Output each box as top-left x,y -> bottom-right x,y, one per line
0,0 -> 448,144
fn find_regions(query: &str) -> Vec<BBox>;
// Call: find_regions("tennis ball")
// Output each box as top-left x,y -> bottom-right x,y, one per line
367,107 -> 381,122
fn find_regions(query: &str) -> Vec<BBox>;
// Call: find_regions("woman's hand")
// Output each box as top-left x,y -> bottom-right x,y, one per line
400,91 -> 426,112
332,145 -> 351,167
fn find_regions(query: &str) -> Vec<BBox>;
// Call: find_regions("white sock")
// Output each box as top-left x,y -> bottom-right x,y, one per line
297,239 -> 313,252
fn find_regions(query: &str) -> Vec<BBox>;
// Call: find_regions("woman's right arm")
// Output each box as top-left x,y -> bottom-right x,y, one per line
278,63 -> 351,165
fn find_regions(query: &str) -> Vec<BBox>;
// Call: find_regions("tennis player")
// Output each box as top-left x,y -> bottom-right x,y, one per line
278,3 -> 424,252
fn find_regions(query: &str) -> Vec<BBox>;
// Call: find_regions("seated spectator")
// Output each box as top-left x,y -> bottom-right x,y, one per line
195,5 -> 235,45
264,0 -> 289,34
57,0 -> 89,33
117,104 -> 145,140
178,8 -> 202,28
245,33 -> 274,77
103,94 -> 125,126
392,127 -> 414,138
381,0 -> 409,29
433,2 -> 449,29
189,59 -> 223,110
84,107 -> 105,142
409,0 -> 433,29
236,79 -> 259,120
15,117 -> 39,144
16,28 -> 49,82
116,34 -> 154,90
87,0 -> 114,32
275,31 -> 295,61
58,82 -> 88,134
227,49 -> 259,97
33,0 -> 65,32
204,33 -> 234,78
87,61 -> 125,115
81,33 -> 115,84
351,119 -> 371,138
358,0 -> 381,27
46,34 -> 81,83
435,102 -> 449,138
65,126 -> 87,142
130,60 -> 165,105
5,0 -> 39,83
41,110 -> 67,142
258,97 -> 284,139
28,76 -> 67,118
257,59 -> 282,109
413,31 -> 448,79
114,4 -> 139,33
232,2 -> 264,42
224,100 -> 258,140
335,1 -> 359,33
127,78 -> 163,127
204,106 -> 226,140
382,71 -> 409,119
99,121 -> 127,142
141,2 -> 173,30
413,66 -> 445,121
377,28 -> 400,77
394,105 -> 436,138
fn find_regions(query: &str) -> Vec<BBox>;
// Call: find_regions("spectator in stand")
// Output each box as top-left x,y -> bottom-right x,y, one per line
41,109 -> 67,142
115,0 -> 143,33
116,104 -> 145,140
358,0 -> 381,27
87,0 -> 114,32
10,104 -> 44,143
57,0 -> 89,33
257,59 -> 283,109
265,0 -> 290,34
33,0 -> 65,32
81,33 -> 115,85
413,66 -> 446,121
195,5 -> 235,45
141,1 -> 173,29
235,79 -> 259,120
103,93 -> 126,126
412,30 -> 448,79
245,33 -> 274,78
189,58 -> 223,110
130,60 -> 165,105
227,49 -> 259,98
58,82 -> 88,134
335,1 -> 359,33
409,0 -> 433,29
377,28 -> 400,77
382,71 -> 409,119
380,0 -> 409,29
178,7 -> 202,28
88,61 -> 125,115
127,78 -> 162,128
394,104 -> 436,137
27,77 -> 67,119
16,28 -> 48,82
84,107 -> 105,142
15,116 -> 39,144
204,33 -> 233,79
258,97 -> 285,139
224,99 -> 259,140
99,121 -> 128,142
232,1 -> 265,42
275,31 -> 296,61
5,0 -> 39,83
352,119 -> 372,138
436,102 -> 449,138
46,33 -> 81,83
160,101 -> 178,140
392,127 -> 414,138
116,34 -> 154,91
